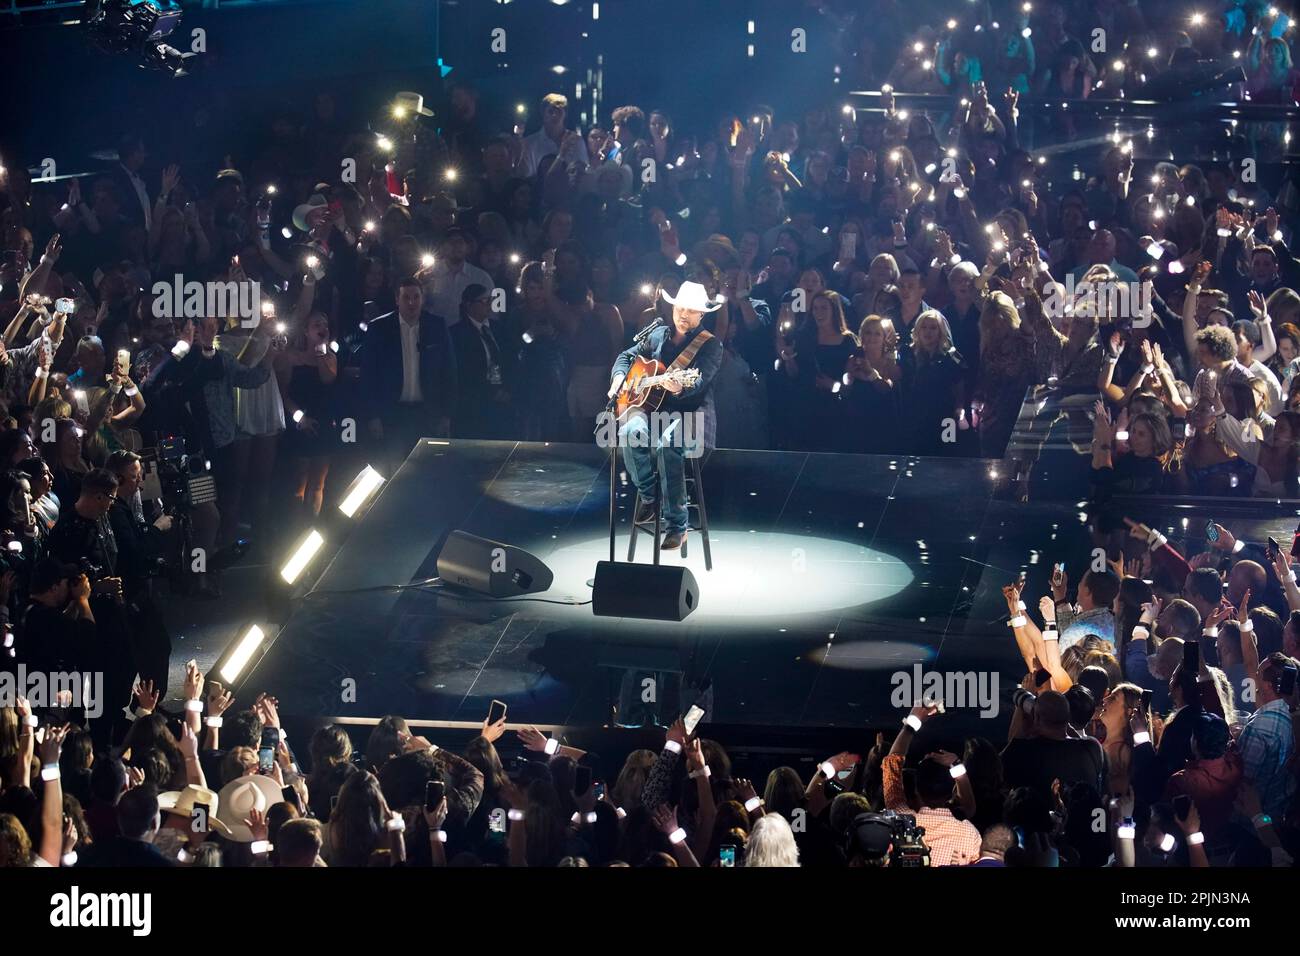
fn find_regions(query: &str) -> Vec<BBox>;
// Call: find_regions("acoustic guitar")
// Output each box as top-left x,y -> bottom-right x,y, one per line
615,356 -> 701,421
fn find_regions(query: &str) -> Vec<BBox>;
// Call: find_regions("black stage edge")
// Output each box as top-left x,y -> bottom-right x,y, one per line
242,436 -> 1300,747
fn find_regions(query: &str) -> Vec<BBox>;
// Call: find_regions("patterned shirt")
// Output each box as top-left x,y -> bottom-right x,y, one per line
882,754 -> 982,866
1238,698 -> 1295,819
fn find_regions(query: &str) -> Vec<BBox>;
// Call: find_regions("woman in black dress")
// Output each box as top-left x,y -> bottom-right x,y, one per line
899,310 -> 967,456
276,312 -> 338,518
783,290 -> 858,451
844,315 -> 901,453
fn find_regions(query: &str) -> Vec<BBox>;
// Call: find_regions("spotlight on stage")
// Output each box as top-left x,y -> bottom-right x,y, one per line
280,529 -> 325,584
591,561 -> 698,622
338,465 -> 385,518
436,531 -> 554,598
216,624 -> 269,686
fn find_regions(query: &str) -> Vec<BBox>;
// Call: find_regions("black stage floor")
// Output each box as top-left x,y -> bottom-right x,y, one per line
238,434 -> 1300,738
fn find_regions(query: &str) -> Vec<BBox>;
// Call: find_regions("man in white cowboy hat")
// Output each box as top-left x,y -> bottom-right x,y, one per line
154,784 -> 233,859
608,280 -> 724,550
517,92 -> 590,178
292,192 -> 331,233
217,773 -> 284,843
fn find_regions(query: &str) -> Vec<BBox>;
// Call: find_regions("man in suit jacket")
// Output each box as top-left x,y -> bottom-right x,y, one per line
449,283 -> 515,439
110,135 -> 152,230
360,276 -> 457,475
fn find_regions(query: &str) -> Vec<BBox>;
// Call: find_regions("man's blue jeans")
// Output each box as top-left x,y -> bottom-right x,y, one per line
618,413 -> 700,534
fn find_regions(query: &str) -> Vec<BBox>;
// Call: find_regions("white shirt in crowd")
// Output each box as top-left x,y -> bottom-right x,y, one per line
518,127 -> 590,179
399,316 -> 423,403
423,259 -> 493,325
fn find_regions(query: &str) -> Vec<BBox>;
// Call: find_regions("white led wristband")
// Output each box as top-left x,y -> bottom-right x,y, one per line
903,714 -> 923,732
1009,615 -> 1027,628
1187,831 -> 1205,846
205,716 -> 223,728
663,739 -> 682,755
949,763 -> 968,779
744,797 -> 763,813
668,827 -> 687,845
544,738 -> 560,755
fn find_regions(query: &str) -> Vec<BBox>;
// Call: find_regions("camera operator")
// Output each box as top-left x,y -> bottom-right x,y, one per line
105,449 -> 173,699
45,467 -> 134,742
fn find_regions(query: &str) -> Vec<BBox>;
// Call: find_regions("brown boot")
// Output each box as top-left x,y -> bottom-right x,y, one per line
660,530 -> 687,551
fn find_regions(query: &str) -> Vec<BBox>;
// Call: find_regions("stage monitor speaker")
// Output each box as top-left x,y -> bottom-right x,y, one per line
436,531 -> 554,597
591,561 -> 699,622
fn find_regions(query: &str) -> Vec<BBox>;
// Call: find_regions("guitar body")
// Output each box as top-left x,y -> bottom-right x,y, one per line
617,357 -> 670,420
615,357 -> 702,421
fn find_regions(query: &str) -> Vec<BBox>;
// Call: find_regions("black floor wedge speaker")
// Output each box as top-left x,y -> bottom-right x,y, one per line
436,531 -> 554,597
591,561 -> 699,621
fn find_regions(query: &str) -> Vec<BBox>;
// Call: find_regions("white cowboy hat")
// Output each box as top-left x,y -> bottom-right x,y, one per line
216,774 -> 284,843
292,193 -> 330,232
159,784 -> 233,837
393,91 -> 434,118
660,280 -> 724,313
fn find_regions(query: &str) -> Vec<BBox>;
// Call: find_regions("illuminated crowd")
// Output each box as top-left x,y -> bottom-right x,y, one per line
1,0 -> 1299,866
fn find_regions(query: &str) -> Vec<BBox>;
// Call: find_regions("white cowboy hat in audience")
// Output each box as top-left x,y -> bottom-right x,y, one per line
393,91 -> 435,117
660,280 -> 724,313
159,784 -> 233,837
216,774 -> 284,843
292,193 -> 330,232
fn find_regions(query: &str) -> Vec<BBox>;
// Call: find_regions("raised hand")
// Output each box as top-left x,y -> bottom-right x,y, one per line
133,679 -> 160,714
517,725 -> 549,752
1248,289 -> 1267,319
39,723 -> 69,767
160,164 -> 181,197
254,693 -> 280,729
183,660 -> 204,702
1205,599 -> 1235,629
650,803 -> 679,835
481,715 -> 507,744
207,681 -> 235,716
244,807 -> 269,844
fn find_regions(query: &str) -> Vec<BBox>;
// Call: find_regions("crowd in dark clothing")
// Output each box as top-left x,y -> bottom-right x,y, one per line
2,0 -> 1300,868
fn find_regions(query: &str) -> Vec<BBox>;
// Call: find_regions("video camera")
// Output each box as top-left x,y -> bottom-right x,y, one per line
845,810 -> 931,867
86,0 -> 197,77
146,436 -> 217,514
